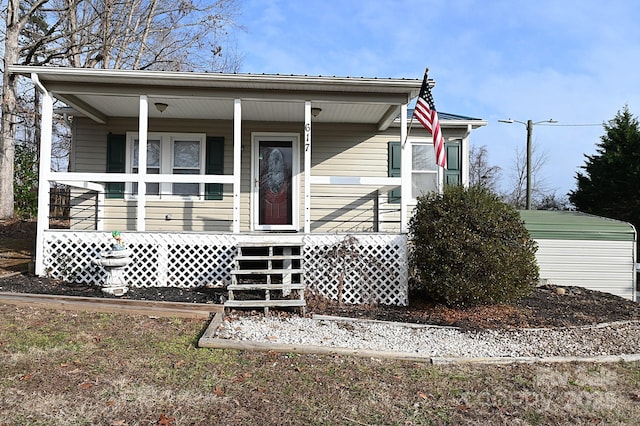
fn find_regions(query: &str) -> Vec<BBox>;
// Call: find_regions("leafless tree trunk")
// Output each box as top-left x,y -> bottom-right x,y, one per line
469,144 -> 501,192
1,0 -> 52,218
0,0 -> 20,218
504,144 -> 551,209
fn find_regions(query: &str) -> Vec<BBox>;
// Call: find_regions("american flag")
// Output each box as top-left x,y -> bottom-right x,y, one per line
413,71 -> 447,168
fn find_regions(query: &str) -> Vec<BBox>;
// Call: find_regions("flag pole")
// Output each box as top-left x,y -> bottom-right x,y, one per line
403,116 -> 414,148
402,68 -> 429,147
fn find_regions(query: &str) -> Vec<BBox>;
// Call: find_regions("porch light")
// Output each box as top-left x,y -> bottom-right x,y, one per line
154,102 -> 168,113
311,107 -> 322,118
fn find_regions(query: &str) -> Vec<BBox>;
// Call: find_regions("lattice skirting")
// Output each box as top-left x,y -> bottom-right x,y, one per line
41,231 -> 408,306
303,234 -> 408,306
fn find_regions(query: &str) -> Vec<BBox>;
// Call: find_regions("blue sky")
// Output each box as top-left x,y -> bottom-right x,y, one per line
232,0 -> 640,198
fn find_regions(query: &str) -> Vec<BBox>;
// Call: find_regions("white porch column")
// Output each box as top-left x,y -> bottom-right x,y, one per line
462,124 -> 472,188
96,190 -> 105,231
304,101 -> 312,233
32,74 -> 53,276
233,98 -> 242,233
400,103 -> 410,233
137,95 -> 148,231
377,190 -> 384,232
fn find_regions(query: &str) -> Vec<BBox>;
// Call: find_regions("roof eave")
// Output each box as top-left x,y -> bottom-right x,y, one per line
8,65 -> 423,97
390,118 -> 488,129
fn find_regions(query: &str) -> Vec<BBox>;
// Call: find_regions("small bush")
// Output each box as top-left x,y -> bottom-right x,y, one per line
409,185 -> 539,306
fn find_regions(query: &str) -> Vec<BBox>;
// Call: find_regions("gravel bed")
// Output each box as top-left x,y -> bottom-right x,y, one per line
215,316 -> 640,358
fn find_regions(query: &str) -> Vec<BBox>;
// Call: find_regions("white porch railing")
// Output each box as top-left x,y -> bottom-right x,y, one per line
46,172 -> 405,234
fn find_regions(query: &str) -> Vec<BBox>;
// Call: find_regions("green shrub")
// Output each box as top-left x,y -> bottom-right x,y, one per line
409,185 -> 539,307
14,143 -> 39,219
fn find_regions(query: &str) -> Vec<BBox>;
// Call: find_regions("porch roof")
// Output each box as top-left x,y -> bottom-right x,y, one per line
9,66 -> 428,130
394,109 -> 487,129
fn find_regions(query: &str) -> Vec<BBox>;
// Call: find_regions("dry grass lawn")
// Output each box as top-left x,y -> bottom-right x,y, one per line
2,304 -> 640,425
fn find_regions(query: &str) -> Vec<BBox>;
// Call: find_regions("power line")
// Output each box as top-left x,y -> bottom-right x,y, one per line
537,123 -> 602,127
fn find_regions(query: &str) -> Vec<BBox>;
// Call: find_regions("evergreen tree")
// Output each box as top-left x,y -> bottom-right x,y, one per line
569,106 -> 640,229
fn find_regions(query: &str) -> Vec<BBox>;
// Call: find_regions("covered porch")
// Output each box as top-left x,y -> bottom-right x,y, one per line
10,66 -> 485,306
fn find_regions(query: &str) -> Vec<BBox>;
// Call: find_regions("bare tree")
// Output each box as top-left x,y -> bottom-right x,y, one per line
56,0 -> 241,71
1,0 -> 54,218
469,144 -> 501,192
503,144 -> 552,209
0,0 -> 241,218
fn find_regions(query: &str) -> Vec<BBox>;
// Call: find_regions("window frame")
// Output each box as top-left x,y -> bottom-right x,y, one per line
170,136 -> 203,197
410,138 -> 438,201
125,132 -> 207,200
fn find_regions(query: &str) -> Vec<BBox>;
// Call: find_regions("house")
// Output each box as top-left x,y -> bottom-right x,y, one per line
10,66 -> 487,308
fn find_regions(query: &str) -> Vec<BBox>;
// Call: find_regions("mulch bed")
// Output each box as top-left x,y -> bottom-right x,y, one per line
2,272 -> 640,330
3,218 -> 640,330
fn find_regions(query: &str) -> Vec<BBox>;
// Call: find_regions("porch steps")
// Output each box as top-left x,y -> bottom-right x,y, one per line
225,240 -> 305,315
227,284 -> 305,291
230,269 -> 303,275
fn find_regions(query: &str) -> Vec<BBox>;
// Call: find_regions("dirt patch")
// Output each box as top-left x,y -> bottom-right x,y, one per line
0,219 -> 36,276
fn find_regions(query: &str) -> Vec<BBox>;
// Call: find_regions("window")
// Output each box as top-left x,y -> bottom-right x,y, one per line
387,141 -> 401,204
386,139 -> 463,203
172,139 -> 201,196
132,138 -> 161,195
106,133 -> 126,198
445,142 -> 461,186
126,132 -> 207,199
411,142 -> 437,199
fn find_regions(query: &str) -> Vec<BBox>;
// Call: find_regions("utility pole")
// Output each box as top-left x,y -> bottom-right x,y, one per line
499,118 -> 557,209
526,119 -> 533,210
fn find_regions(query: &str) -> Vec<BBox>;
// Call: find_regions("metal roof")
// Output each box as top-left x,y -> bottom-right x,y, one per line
406,108 -> 483,122
520,210 -> 637,241
9,66 -> 424,95
399,108 -> 487,129
9,66 -> 487,130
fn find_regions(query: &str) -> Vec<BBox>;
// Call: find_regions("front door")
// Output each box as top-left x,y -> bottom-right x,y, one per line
252,133 -> 299,231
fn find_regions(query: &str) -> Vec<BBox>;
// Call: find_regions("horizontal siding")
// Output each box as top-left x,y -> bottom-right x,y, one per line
535,239 -> 636,300
311,124 -> 390,177
73,125 -> 107,172
73,117 -> 236,173
304,124 -> 397,232
69,188 -> 98,230
100,198 -> 234,232
103,206 -> 136,231
69,118 -> 420,231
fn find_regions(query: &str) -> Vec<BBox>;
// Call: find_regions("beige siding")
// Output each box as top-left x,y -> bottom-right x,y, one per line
69,188 -> 99,230
70,118 -> 439,232
102,203 -> 136,231
306,124 -> 404,232
72,117 -> 239,231
73,123 -> 107,173
310,123 -> 390,176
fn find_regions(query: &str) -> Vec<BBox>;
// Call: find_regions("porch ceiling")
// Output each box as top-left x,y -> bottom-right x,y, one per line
57,93 -> 395,124
10,66 -> 422,128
